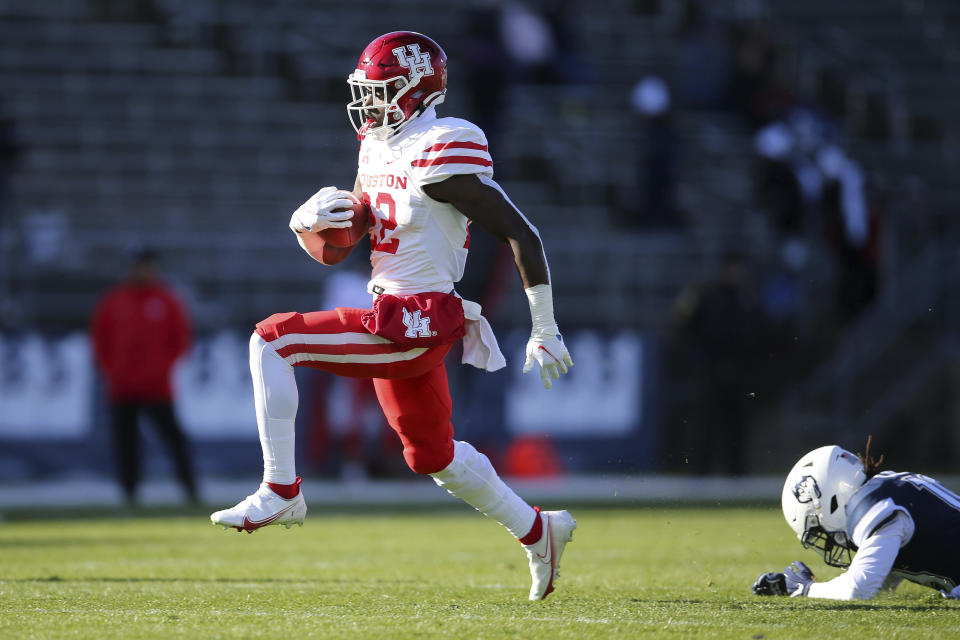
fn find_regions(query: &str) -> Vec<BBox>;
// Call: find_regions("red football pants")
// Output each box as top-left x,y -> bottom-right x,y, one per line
256,308 -> 455,473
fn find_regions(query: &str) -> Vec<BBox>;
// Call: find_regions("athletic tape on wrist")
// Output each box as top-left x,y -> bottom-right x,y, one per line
524,284 -> 559,336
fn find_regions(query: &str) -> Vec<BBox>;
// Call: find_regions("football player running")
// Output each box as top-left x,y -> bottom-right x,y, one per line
752,441 -> 960,600
211,31 -> 576,601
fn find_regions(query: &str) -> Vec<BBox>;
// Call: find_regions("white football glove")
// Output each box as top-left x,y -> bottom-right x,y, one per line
289,186 -> 356,234
522,283 -> 573,389
523,331 -> 573,389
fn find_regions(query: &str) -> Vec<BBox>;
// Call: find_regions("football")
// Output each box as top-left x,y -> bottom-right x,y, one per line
313,237 -> 355,266
318,192 -> 371,248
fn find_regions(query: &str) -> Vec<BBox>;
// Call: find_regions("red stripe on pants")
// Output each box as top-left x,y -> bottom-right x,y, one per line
255,306 -> 456,474
255,308 -> 449,379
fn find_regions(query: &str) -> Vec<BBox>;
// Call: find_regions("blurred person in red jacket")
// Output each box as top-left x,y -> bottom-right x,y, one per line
91,246 -> 197,504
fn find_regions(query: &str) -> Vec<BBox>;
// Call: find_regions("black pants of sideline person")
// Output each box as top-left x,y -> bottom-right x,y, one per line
110,401 -> 198,504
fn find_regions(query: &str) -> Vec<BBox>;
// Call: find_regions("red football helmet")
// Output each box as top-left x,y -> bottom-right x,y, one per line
347,31 -> 447,140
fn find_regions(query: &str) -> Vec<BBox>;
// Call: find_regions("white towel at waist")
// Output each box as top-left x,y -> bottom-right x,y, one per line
459,298 -> 506,372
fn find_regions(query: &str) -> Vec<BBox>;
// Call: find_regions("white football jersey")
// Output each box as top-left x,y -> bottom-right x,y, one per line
356,107 -> 494,295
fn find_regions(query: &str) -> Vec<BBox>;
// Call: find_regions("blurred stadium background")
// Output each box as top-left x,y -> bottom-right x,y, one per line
1,0 -> 958,506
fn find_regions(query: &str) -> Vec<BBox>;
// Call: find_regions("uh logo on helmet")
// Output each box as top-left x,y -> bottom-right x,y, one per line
347,31 -> 448,140
392,43 -> 434,77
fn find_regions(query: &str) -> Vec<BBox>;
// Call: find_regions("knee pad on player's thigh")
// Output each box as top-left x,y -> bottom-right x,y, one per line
249,332 -> 298,421
400,429 -> 454,475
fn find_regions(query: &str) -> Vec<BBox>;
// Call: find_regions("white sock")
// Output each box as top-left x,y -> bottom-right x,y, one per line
249,332 -> 298,484
430,440 -> 537,539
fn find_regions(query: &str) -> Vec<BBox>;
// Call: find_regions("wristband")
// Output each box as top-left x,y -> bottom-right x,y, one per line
524,284 -> 559,336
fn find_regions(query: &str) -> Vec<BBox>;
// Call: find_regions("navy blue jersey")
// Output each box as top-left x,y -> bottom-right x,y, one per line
845,471 -> 960,591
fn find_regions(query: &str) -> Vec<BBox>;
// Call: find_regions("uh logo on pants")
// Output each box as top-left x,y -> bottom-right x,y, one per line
403,308 -> 437,339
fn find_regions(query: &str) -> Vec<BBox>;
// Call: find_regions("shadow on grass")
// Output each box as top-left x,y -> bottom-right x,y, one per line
7,576 -> 423,585
734,599 -> 954,612
0,536 -> 193,549
0,500 -> 781,523
803,602 -> 954,612
642,598 -> 956,612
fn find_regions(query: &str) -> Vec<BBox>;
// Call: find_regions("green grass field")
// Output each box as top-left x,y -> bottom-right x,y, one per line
1,505 -> 955,639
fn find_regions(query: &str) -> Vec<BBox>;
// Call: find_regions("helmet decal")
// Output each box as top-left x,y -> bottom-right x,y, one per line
782,445 -> 866,568
792,475 -> 821,503
347,32 -> 447,140
392,44 -> 434,78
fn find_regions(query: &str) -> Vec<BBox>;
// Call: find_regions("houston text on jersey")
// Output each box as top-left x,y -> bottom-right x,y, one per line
358,172 -> 409,190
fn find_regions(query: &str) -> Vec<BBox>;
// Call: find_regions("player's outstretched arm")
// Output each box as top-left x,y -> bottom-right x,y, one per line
751,561 -> 815,597
752,520 -> 907,601
423,174 -> 548,288
423,174 -> 573,388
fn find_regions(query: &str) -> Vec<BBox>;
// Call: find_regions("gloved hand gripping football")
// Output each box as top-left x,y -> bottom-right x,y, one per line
290,186 -> 357,234
752,561 -> 815,597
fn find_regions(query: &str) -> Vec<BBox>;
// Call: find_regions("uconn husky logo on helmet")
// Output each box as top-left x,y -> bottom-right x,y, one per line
793,476 -> 822,504
392,44 -> 434,77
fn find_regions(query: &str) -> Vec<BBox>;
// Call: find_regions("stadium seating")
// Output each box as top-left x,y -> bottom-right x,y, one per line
0,0 -> 957,456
